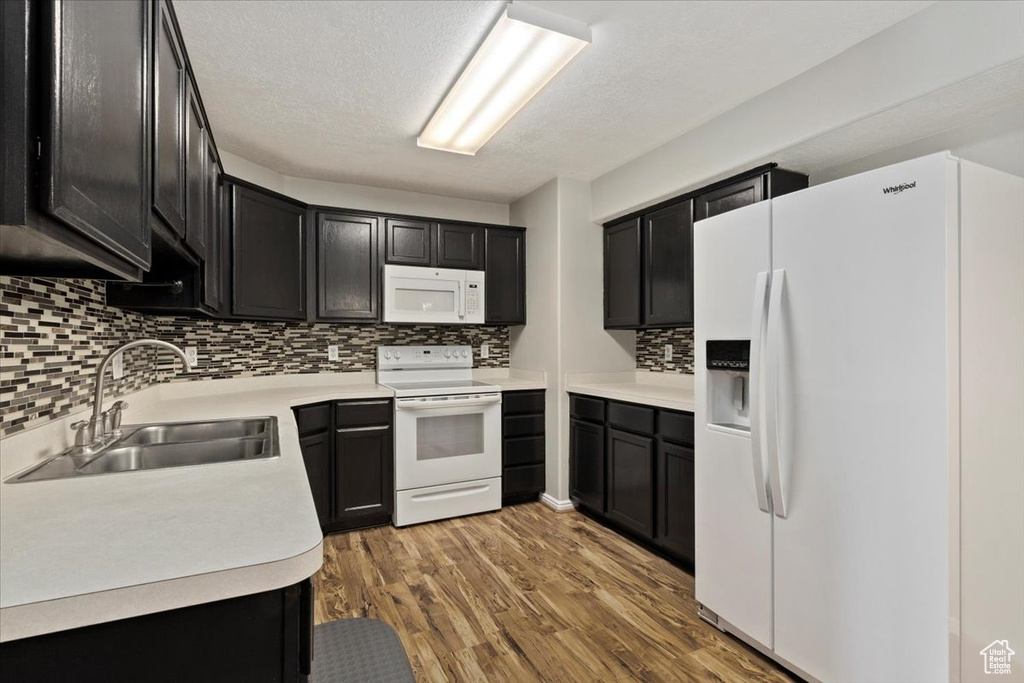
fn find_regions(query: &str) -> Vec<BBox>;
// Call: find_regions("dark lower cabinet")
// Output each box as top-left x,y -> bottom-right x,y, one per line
294,400 -> 394,533
316,213 -> 379,321
655,440 -> 695,564
502,390 -> 546,503
606,428 -> 655,537
569,394 -> 695,568
0,579 -> 313,683
603,218 -> 642,328
485,227 -> 526,325
436,223 -> 483,270
231,182 -> 306,320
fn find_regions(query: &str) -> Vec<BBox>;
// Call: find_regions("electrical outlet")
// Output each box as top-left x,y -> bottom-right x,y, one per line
664,344 -> 673,362
328,345 -> 339,361
111,351 -> 124,380
480,344 -> 490,359
184,346 -> 199,368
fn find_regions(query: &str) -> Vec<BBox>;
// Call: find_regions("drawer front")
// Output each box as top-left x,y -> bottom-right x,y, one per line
570,394 -> 605,423
503,464 -> 544,497
503,390 -> 545,416
607,401 -> 655,435
659,410 -> 695,446
294,403 -> 330,434
504,435 -> 544,467
504,414 -> 544,438
335,399 -> 392,428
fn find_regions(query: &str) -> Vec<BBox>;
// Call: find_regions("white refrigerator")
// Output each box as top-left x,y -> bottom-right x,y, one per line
694,152 -> 1023,682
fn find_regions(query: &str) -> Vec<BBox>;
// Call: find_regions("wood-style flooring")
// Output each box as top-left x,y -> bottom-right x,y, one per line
313,502 -> 794,682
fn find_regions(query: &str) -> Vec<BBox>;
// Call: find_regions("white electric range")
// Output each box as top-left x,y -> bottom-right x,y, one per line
376,345 -> 502,526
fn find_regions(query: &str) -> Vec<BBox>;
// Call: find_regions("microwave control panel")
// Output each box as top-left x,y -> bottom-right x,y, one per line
466,282 -> 481,314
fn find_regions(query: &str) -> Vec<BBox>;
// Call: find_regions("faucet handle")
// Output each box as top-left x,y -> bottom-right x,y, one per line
71,420 -> 93,447
110,401 -> 129,437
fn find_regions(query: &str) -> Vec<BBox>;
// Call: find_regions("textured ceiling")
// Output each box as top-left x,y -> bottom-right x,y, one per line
174,0 -> 932,203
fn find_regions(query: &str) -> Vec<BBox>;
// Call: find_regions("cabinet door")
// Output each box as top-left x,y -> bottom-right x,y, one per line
298,431 -> 331,527
317,213 -> 379,321
202,144 -> 221,310
485,227 -> 525,324
334,426 -> 393,527
643,201 -> 693,326
152,0 -> 186,237
603,218 -> 642,328
570,419 -> 605,512
43,0 -> 151,269
606,427 -> 655,538
231,185 -> 306,320
436,223 -> 483,270
655,440 -> 695,563
184,80 -> 205,257
694,175 -> 764,221
384,218 -> 432,266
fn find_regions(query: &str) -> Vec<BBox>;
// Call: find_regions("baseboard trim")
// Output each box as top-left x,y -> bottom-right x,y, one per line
540,493 -> 574,512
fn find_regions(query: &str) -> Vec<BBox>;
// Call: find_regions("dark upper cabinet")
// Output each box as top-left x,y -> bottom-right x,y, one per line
436,223 -> 483,270
570,418 -> 605,512
694,175 -> 762,222
184,80 -> 206,257
299,431 -> 331,526
384,218 -> 432,266
334,418 -> 393,529
231,183 -> 306,320
655,440 -> 695,564
603,218 -> 642,328
485,227 -> 526,325
152,0 -> 186,238
202,143 -> 222,311
317,213 -> 379,321
643,201 -> 693,327
1,0 -> 151,278
606,427 -> 655,538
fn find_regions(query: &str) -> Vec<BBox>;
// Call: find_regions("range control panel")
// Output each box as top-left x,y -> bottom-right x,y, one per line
377,345 -> 472,370
706,340 -> 750,371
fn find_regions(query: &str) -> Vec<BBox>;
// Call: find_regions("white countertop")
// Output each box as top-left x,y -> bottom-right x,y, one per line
565,371 -> 695,412
0,369 -> 544,642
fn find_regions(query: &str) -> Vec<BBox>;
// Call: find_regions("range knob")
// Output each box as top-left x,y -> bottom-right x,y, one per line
461,349 -> 469,358
394,350 -> 402,359
444,349 -> 451,358
383,350 -> 392,359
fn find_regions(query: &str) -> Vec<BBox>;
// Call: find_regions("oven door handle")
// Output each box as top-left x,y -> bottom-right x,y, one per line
395,394 -> 501,410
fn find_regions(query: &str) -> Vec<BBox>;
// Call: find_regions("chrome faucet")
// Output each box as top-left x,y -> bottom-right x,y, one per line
77,339 -> 193,451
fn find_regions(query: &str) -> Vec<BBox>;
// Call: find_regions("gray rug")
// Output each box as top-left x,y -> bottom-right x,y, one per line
312,618 -> 416,682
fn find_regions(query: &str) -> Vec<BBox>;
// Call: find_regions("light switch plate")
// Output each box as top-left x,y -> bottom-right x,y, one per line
328,345 -> 339,361
184,347 -> 199,367
664,344 -> 673,362
480,344 -> 490,359
111,351 -> 124,380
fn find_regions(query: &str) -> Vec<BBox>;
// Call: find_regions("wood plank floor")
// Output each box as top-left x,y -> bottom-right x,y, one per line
314,502 -> 794,682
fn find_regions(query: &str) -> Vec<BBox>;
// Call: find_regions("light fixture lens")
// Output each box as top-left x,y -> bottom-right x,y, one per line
418,5 -> 590,155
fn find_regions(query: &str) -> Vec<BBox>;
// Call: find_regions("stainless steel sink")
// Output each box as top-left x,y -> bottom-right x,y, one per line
8,417 -> 279,483
119,418 -> 270,446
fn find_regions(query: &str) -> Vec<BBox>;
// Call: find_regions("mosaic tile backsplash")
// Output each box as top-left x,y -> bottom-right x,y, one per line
0,277 -> 509,437
636,327 -> 694,374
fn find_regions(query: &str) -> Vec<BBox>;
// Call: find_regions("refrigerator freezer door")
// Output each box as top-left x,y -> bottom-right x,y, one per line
694,201 -> 773,648
769,153 -> 954,681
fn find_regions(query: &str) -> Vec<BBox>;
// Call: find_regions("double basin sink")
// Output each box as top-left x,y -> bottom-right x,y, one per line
10,417 -> 279,483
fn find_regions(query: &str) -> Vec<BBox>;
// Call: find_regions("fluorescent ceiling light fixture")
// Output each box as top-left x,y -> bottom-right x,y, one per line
417,2 -> 591,155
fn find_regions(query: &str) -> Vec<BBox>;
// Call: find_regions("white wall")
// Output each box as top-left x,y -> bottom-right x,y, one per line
590,0 -> 1024,223
812,105 -> 1024,185
511,179 -> 635,501
219,150 -> 510,225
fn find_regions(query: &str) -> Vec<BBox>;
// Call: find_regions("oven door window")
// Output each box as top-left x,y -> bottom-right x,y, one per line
416,413 -> 484,460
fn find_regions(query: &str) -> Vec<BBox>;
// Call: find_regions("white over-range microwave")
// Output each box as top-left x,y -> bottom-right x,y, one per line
382,264 -> 485,325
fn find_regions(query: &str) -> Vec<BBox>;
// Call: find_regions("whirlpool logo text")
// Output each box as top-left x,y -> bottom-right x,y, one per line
882,181 -> 916,195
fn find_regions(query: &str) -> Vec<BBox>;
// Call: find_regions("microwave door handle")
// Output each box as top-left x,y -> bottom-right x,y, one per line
458,281 -> 465,319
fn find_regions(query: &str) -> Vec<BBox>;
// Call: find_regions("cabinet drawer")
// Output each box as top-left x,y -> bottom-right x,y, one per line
659,410 -> 695,446
607,401 -> 655,435
504,414 -> 544,438
503,390 -> 545,416
335,400 -> 392,428
294,403 -> 330,434
570,394 -> 605,423
504,435 -> 544,467
503,464 -> 544,497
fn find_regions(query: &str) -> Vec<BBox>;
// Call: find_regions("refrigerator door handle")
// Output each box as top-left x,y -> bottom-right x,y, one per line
766,268 -> 789,518
749,271 -> 771,513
